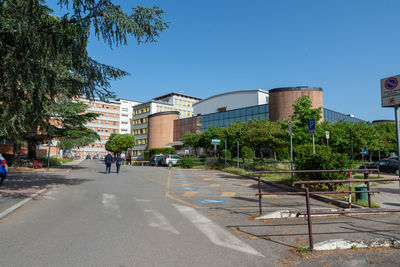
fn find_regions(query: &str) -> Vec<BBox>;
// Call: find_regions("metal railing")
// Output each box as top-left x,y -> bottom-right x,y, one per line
255,169 -> 400,250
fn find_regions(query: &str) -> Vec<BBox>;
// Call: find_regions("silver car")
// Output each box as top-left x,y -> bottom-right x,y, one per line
162,154 -> 181,167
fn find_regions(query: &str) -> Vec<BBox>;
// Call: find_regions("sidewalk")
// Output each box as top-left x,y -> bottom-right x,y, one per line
0,158 -> 86,218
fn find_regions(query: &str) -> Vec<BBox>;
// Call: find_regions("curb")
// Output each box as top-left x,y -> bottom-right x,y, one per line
220,170 -> 365,210
313,238 -> 400,251
0,187 -> 49,221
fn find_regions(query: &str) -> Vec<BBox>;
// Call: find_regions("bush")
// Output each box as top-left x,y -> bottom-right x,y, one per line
37,156 -> 62,166
221,149 -> 231,159
275,147 -> 289,160
178,157 -> 194,168
242,146 -> 253,160
199,153 -> 207,159
294,144 -> 351,190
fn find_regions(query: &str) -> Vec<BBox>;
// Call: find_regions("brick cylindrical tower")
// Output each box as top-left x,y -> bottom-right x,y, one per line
268,87 -> 323,121
148,111 -> 180,149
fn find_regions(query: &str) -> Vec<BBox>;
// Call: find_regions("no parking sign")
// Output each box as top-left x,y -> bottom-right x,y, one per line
381,74 -> 400,107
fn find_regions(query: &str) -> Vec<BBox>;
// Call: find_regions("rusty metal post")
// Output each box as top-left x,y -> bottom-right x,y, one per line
364,171 -> 371,208
258,174 -> 262,215
305,187 -> 313,250
348,171 -> 352,209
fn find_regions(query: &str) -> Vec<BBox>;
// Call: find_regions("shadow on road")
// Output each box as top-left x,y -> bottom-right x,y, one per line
0,172 -> 92,199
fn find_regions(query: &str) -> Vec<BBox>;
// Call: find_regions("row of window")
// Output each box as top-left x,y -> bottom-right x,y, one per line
133,150 -> 143,156
93,120 -> 118,126
174,99 -> 193,107
135,106 -> 150,115
156,106 -> 193,117
134,128 -> 148,135
85,102 -> 119,110
134,117 -> 148,125
89,110 -> 119,118
136,139 -> 147,145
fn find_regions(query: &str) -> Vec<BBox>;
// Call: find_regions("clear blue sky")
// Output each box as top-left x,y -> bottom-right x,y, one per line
50,0 -> 400,121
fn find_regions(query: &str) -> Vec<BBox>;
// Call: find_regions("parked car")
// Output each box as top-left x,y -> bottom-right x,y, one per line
162,154 -> 181,167
149,154 -> 164,166
359,158 -> 399,175
93,155 -> 99,159
0,154 -> 8,185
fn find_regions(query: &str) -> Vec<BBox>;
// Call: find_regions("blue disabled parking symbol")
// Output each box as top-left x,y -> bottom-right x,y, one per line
198,199 -> 226,204
179,187 -> 199,191
177,180 -> 194,183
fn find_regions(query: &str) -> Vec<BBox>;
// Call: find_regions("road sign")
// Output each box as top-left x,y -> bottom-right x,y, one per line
288,123 -> 292,136
361,148 -> 369,155
198,199 -> 226,204
65,149 -> 70,153
325,131 -> 329,139
211,139 -> 220,145
381,74 -> 400,107
308,119 -> 316,134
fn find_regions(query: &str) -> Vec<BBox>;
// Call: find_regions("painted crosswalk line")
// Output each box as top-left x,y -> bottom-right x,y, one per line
102,193 -> 121,218
173,204 -> 264,257
144,209 -> 179,235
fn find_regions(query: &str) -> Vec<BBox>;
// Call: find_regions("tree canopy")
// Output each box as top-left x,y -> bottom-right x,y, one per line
0,0 -> 168,163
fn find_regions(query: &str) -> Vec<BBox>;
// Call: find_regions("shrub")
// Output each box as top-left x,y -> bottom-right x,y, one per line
199,153 -> 207,159
178,157 -> 194,168
294,144 -> 351,190
221,149 -> 232,159
275,147 -> 289,161
242,146 -> 253,160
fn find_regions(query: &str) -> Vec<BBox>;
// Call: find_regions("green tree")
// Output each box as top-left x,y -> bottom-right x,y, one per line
290,96 -> 322,145
181,132 -> 201,155
0,0 -> 168,163
105,134 -> 135,155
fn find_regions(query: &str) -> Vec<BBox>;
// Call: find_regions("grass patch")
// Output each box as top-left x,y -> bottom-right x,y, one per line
295,247 -> 311,253
36,156 -> 73,167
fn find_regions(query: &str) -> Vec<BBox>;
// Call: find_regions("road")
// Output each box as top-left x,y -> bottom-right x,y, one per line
0,160 -> 267,267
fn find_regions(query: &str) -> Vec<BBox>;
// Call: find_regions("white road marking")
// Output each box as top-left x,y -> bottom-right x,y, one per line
173,204 -> 264,257
144,209 -> 180,235
102,193 -> 121,217
134,198 -> 151,202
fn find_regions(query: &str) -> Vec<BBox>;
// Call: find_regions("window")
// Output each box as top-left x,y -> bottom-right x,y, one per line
122,114 -> 128,117
122,121 -> 128,124
122,108 -> 128,112
146,107 -> 150,112
162,107 -> 165,112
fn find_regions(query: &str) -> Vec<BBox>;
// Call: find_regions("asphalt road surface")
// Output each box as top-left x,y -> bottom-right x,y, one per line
0,160 -> 268,267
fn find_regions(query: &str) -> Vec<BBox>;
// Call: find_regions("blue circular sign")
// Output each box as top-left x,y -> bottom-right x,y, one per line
385,77 -> 398,90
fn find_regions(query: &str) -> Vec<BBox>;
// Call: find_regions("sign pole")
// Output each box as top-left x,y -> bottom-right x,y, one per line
312,134 -> 315,154
395,106 -> 400,182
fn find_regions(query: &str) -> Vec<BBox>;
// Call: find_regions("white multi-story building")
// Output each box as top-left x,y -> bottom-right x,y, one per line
132,92 -> 202,158
116,98 -> 141,134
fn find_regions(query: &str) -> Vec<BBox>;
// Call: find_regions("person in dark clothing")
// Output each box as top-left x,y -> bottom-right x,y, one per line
105,152 -> 113,174
115,155 -> 122,174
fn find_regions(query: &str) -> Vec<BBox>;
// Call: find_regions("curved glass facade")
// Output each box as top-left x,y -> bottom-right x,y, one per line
324,108 -> 365,124
201,104 -> 269,132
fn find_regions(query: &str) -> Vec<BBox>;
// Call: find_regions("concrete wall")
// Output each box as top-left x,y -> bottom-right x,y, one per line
268,87 -> 323,121
193,89 -> 268,115
147,112 -> 179,149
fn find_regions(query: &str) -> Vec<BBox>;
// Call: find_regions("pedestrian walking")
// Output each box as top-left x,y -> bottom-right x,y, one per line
115,155 -> 122,174
105,152 -> 113,174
